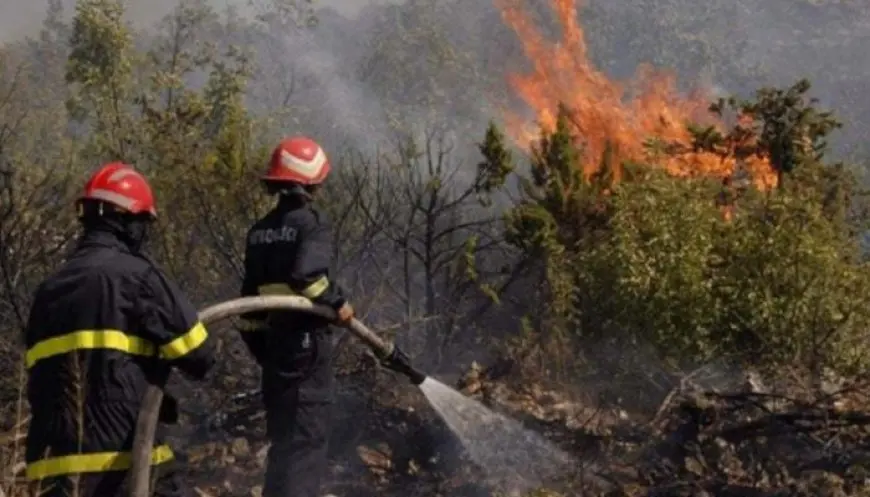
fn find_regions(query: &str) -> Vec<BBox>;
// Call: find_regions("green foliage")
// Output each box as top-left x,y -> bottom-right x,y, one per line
578,171 -> 870,373
476,120 -> 515,196
487,81 -> 870,376
576,172 -> 723,360
65,0 -> 136,157
701,79 -> 843,183
67,0 -> 132,90
8,0 -> 271,295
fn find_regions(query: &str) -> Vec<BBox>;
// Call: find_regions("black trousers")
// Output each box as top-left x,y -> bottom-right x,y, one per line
263,391 -> 332,497
259,326 -> 337,497
263,387 -> 333,497
29,459 -> 184,497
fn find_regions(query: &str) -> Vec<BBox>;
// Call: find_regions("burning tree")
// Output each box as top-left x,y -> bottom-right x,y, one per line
478,0 -> 870,393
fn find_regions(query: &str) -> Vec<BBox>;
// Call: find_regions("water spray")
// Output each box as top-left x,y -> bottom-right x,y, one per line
129,295 -> 427,497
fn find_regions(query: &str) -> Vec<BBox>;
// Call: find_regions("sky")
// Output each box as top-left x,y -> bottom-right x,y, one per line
0,0 -> 402,43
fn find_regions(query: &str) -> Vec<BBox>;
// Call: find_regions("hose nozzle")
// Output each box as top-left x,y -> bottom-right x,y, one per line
379,344 -> 427,385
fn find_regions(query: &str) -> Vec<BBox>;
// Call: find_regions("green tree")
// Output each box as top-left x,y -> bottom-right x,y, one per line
65,0 -> 138,158
0,0 -> 84,424
63,0 -> 268,293
479,81 -> 870,384
698,79 -> 843,186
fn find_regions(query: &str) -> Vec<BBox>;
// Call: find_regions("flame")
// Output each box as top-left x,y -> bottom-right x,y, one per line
495,0 -> 777,189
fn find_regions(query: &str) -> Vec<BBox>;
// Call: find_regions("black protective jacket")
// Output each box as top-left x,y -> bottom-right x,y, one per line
23,229 -> 216,482
239,196 -> 345,392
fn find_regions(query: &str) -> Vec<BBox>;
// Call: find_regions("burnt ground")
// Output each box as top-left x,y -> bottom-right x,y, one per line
172,351 -> 870,497
4,337 -> 870,497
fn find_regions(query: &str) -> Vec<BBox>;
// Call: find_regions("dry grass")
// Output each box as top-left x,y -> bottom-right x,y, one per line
1,375 -> 29,497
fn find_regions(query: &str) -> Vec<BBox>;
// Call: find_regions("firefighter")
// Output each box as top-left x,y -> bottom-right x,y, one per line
23,162 -> 217,497
238,136 -> 354,497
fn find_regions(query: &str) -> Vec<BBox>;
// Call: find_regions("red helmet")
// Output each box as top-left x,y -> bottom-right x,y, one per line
78,162 -> 157,217
262,136 -> 330,185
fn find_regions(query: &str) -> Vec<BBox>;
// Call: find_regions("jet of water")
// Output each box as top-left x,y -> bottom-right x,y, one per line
419,377 -> 576,493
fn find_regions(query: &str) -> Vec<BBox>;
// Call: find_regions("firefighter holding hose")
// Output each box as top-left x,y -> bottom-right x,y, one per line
238,136 -> 354,497
23,163 -> 217,497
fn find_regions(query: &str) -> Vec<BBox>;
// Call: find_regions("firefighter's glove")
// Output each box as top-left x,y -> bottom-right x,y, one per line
334,302 -> 354,327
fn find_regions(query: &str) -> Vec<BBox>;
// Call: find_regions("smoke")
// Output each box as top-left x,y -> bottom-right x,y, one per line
0,0 -> 400,43
255,15 -> 391,153
710,0 -> 870,156
0,0 -> 175,42
9,0 -> 870,158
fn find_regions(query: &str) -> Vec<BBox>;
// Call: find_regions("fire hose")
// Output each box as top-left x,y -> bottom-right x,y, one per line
128,295 -> 427,497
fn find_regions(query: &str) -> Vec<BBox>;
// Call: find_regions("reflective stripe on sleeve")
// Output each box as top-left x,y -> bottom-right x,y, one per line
26,444 -> 174,480
257,283 -> 293,295
158,322 -> 208,359
26,324 -> 208,368
257,276 -> 329,299
300,276 -> 329,298
25,330 -> 155,369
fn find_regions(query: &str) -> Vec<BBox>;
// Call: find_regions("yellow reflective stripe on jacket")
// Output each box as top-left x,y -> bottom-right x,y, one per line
257,275 -> 329,299
26,444 -> 173,480
257,283 -> 293,295
26,325 -> 209,369
158,322 -> 208,359
25,330 -> 155,369
301,276 -> 329,298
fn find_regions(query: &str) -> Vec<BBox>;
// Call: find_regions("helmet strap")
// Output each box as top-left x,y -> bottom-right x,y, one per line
78,200 -> 122,220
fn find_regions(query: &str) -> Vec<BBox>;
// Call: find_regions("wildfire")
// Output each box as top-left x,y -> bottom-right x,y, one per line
495,0 -> 777,189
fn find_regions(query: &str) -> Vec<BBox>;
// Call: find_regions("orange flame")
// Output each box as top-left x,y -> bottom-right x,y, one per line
495,0 -> 777,189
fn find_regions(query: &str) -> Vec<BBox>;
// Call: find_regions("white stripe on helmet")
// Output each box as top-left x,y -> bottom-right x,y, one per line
279,147 -> 327,179
87,188 -> 137,211
106,168 -> 139,182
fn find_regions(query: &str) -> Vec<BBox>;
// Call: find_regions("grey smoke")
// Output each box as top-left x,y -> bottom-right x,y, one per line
5,0 -> 870,158
264,20 -> 390,153
0,0 -> 402,43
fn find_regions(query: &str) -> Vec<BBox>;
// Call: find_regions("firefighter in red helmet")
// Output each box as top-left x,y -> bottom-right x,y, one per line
23,162 -> 217,497
238,137 -> 354,497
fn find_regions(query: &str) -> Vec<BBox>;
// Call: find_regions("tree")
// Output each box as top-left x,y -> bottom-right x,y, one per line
479,81 -> 870,389
0,8 -> 82,415
347,123 -> 510,368
698,79 -> 843,186
65,0 -> 138,158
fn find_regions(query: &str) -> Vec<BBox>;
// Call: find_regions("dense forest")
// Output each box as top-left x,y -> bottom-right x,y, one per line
2,0 -> 870,495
